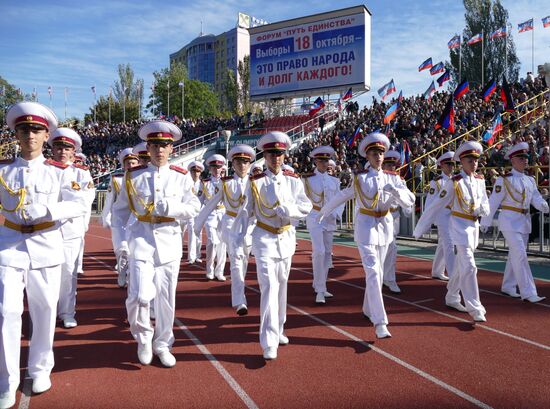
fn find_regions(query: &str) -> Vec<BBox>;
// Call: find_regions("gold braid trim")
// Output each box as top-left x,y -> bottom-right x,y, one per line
453,180 -> 474,215
503,178 -> 525,205
0,173 -> 26,213
112,177 -> 121,194
353,175 -> 379,210
125,172 -> 154,218
201,180 -> 212,200
251,179 -> 279,218
304,178 -> 324,206
222,180 -> 244,210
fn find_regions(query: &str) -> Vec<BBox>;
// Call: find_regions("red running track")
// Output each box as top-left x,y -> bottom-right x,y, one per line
13,223 -> 550,409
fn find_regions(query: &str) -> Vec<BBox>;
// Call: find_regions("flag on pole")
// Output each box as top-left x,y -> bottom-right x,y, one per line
383,102 -> 399,125
429,62 -> 445,75
398,139 -> 412,178
347,126 -> 362,148
454,80 -> 469,100
423,81 -> 436,100
91,85 -> 96,95
447,35 -> 461,49
342,87 -> 353,101
518,19 -> 534,33
543,16 -> 550,28
436,70 -> 451,87
32,88 -> 37,100
481,79 -> 497,102
397,90 -> 403,102
501,77 -> 515,112
490,26 -> 507,39
48,86 -> 52,96
467,33 -> 483,45
418,57 -> 433,72
482,112 -> 503,146
336,98 -> 343,112
435,96 -> 455,133
377,79 -> 396,100
309,96 -> 325,116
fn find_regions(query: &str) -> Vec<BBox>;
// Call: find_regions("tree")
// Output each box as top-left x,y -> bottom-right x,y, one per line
147,63 -> 219,119
86,63 -> 144,123
237,55 -> 251,114
222,69 -> 238,114
448,0 -> 519,88
0,76 -> 24,124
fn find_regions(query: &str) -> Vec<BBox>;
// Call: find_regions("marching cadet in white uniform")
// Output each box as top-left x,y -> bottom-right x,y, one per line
250,163 -> 263,176
425,152 -> 456,281
101,148 -> 139,287
133,142 -> 151,166
381,150 -> 414,294
327,159 -> 336,176
414,141 -> 489,322
198,155 -> 227,280
186,160 -> 204,264
301,146 -> 341,304
195,145 -> 255,315
111,120 -> 200,367
480,142 -> 549,302
73,152 -> 92,277
232,132 -> 312,360
48,128 -> 95,328
319,133 -> 415,339
0,102 -> 88,408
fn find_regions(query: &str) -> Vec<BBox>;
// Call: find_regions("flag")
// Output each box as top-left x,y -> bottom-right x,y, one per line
481,79 -> 497,102
482,112 -> 503,146
543,16 -> 550,28
48,86 -> 52,96
398,139 -> 412,178
418,57 -> 433,72
490,26 -> 507,39
342,87 -> 353,101
32,87 -> 37,99
429,62 -> 444,75
336,98 -> 343,112
347,126 -> 362,148
448,35 -> 461,49
397,90 -> 403,102
435,96 -> 455,133
383,102 -> 399,125
518,19 -> 533,33
501,77 -> 515,112
377,79 -> 396,100
454,80 -> 469,100
436,70 -> 451,87
309,96 -> 325,117
467,33 -> 483,45
91,85 -> 96,95
423,81 -> 436,100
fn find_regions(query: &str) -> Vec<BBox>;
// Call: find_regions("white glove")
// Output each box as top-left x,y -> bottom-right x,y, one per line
118,250 -> 129,270
541,202 -> 549,213
23,204 -> 48,222
383,184 -> 398,196
155,199 -> 169,216
315,213 -> 325,224
480,225 -> 489,234
276,205 -> 289,218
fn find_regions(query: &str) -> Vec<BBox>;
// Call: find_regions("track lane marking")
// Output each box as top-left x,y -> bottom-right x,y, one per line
244,285 -> 494,409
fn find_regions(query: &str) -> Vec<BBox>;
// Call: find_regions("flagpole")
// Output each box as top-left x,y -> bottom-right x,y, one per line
108,87 -> 112,124
481,29 -> 485,88
64,87 -> 67,121
459,35 -> 462,81
505,24 -> 508,79
167,78 -> 170,118
531,17 -> 535,74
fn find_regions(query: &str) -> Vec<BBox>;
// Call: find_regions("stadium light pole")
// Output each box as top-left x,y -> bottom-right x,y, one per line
179,81 -> 184,120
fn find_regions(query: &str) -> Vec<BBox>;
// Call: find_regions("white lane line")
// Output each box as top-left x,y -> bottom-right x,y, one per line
245,285 -> 493,409
292,266 -> 550,351
174,318 -> 259,409
479,289 -> 550,309
412,298 -> 435,304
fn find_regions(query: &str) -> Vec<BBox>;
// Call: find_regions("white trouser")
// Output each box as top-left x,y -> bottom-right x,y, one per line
205,225 -> 226,277
186,218 -> 202,262
446,245 -> 486,316
0,264 -> 61,393
358,244 -> 389,326
76,238 -> 85,274
501,231 -> 537,299
309,225 -> 334,294
256,256 -> 291,350
126,258 -> 179,354
432,225 -> 455,277
58,237 -> 83,320
229,245 -> 251,307
383,237 -> 397,283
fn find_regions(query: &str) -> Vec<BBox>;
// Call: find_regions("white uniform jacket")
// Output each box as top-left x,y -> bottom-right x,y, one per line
320,169 -> 415,246
233,169 -> 312,259
0,156 -> 88,269
59,163 -> 95,240
198,176 -> 225,226
101,171 -> 123,228
111,164 -> 200,265
480,169 -> 549,234
424,173 -> 452,227
302,168 -> 341,232
414,170 -> 489,248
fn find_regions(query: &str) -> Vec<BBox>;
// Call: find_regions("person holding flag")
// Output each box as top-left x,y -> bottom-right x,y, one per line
480,142 -> 549,303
